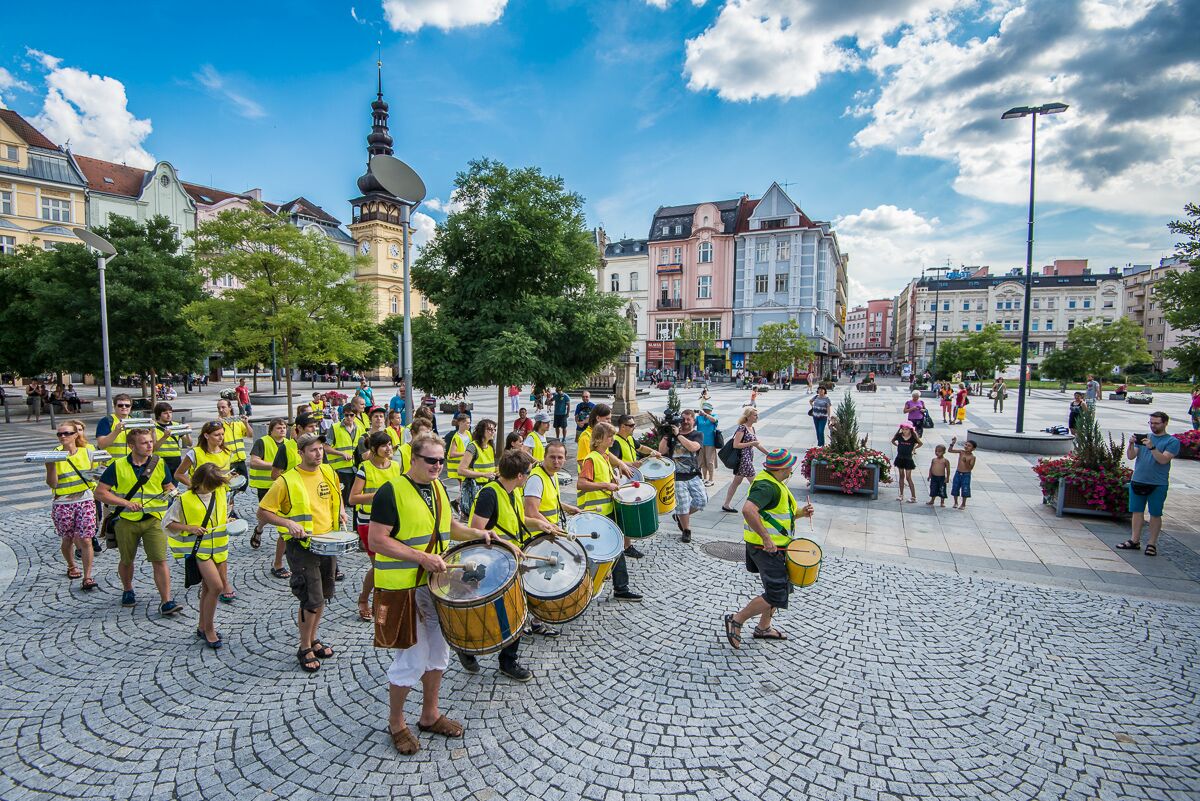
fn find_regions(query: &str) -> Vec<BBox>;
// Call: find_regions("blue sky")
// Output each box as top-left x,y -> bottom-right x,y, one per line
2,0 -> 1195,303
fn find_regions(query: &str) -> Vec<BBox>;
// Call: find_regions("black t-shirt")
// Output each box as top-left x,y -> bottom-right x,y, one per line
272,443 -> 289,470
667,430 -> 703,480
370,478 -> 436,538
472,484 -> 500,529
250,438 -> 266,459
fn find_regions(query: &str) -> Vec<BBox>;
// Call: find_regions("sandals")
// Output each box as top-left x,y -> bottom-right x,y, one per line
80,578 -> 98,591
298,647 -> 321,673
1116,539 -> 1141,551
388,725 -> 420,755
720,506 -> 737,514
723,614 -> 743,649
358,603 -> 374,622
753,626 -> 788,640
271,566 -> 291,579
1145,544 -> 1157,556
219,592 -> 237,604
250,527 -> 262,549
311,640 -> 334,659
417,715 -> 465,738
66,567 -> 82,580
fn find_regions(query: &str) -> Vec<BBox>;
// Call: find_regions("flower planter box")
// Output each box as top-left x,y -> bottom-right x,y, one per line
1108,392 -> 1126,400
1053,481 -> 1119,519
439,401 -> 473,414
856,382 -> 877,392
810,460 -> 880,500
1179,443 -> 1199,460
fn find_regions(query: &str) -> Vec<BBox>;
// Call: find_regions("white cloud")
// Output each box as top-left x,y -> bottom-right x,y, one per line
423,190 -> 466,215
381,0 -> 508,33
411,210 -> 438,253
195,65 -> 266,119
0,68 -> 32,107
27,50 -> 154,168
644,0 -> 708,6
835,205 -> 938,235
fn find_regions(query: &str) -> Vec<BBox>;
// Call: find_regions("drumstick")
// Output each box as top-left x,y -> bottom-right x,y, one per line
805,495 -> 815,534
520,553 -> 559,566
555,531 -> 600,541
445,562 -> 479,571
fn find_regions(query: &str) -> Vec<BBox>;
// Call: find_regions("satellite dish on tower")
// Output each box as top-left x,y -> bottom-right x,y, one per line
369,155 -> 426,205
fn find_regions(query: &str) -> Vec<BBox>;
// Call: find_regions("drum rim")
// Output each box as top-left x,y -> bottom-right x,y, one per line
521,534 -> 588,600
613,484 -> 658,503
786,537 -> 823,567
567,513 -> 624,562
639,458 -> 674,479
429,540 -> 522,606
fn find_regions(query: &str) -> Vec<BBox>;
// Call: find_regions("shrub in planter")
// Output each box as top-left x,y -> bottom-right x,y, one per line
801,394 -> 892,496
1032,405 -> 1130,517
1173,429 -> 1200,460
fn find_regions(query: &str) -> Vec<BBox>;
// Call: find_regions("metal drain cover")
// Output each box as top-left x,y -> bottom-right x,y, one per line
700,541 -> 745,562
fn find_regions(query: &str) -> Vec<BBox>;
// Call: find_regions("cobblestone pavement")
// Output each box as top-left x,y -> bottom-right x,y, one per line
1,501 -> 1198,801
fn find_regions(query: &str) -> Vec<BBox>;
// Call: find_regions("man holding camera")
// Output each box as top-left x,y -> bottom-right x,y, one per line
657,409 -> 705,544
1117,411 -> 1179,557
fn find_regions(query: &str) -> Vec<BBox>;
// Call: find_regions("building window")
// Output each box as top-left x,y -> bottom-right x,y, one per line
1028,342 -> 1039,355
697,275 -> 711,299
942,302 -> 949,311
1032,299 -> 1040,309
1102,299 -> 1113,309
996,301 -> 1003,310
630,272 -> 638,291
1045,320 -> 1053,331
1031,321 -> 1038,331
755,241 -> 768,262
1083,299 -> 1091,309
0,235 -> 14,254
656,319 -> 682,340
420,297 -> 429,311
0,145 -> 16,162
975,324 -> 983,331
961,323 -> 968,331
0,190 -> 11,215
1068,299 -> 1076,309
775,273 -> 788,293
659,247 -> 669,264
43,240 -> 59,251
962,302 -> 970,311
755,275 -> 768,293
41,197 -> 72,222
1003,321 -> 1011,331
1043,342 -> 1056,353
1067,319 -> 1075,330
975,301 -> 983,311
1047,299 -> 1055,309
941,324 -> 948,332
672,246 -> 682,263
698,242 -> 712,263
660,226 -> 669,237
610,273 -> 620,292
776,239 -> 790,261
390,295 -> 398,315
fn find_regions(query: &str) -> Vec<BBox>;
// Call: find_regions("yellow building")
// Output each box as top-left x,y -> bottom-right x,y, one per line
0,110 -> 88,254
347,72 -> 429,323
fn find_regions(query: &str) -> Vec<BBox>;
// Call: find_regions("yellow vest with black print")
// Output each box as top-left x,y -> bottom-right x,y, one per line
743,470 -> 797,547
327,422 -> 362,470
168,490 -> 229,563
527,431 -> 547,463
374,477 -> 451,590
359,460 -> 401,516
274,464 -> 342,547
577,451 -> 614,515
614,434 -> 638,463
529,464 -> 562,525
53,445 -> 97,496
249,436 -> 283,490
220,417 -> 248,462
112,457 -> 170,521
154,423 -> 183,459
470,479 -> 532,546
447,430 -> 471,479
105,415 -> 130,458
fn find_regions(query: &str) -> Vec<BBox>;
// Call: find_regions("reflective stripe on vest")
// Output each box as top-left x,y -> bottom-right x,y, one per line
53,445 -> 96,496
530,464 -> 561,525
249,436 -> 281,489
615,435 -> 637,463
374,477 -> 451,590
743,470 -> 797,547
577,451 -> 614,515
359,460 -> 401,515
327,423 -> 361,470
221,418 -> 247,462
470,442 -> 495,475
528,432 -> 546,463
169,490 -> 229,560
113,457 -> 169,520
447,431 -> 471,479
106,415 -> 129,458
274,464 -> 342,546
470,480 -> 531,545
155,424 -> 183,458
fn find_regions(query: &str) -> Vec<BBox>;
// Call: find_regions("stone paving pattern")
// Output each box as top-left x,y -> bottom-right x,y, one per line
1,381 -> 1198,800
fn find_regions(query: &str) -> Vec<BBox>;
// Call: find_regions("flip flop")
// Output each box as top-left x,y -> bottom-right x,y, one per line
753,626 -> 788,640
270,566 -> 291,578
66,567 -> 82,580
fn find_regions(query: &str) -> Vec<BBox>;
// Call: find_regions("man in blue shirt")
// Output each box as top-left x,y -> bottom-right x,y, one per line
573,391 -> 594,442
388,387 -> 405,420
1117,411 -> 1180,557
552,389 -> 571,441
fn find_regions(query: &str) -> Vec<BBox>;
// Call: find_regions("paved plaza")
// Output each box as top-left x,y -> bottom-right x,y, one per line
0,380 -> 1198,800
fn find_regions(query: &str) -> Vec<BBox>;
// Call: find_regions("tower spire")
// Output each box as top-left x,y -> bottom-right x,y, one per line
357,51 -> 394,195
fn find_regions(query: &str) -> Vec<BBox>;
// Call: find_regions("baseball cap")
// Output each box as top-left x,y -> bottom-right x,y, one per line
533,412 -> 551,423
296,432 -> 325,450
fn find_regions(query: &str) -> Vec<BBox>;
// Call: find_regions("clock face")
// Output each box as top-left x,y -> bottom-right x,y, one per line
390,243 -> 400,258
391,262 -> 399,272
360,241 -> 370,255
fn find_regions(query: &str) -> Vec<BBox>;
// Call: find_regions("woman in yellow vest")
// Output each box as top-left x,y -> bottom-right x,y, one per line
445,413 -> 472,487
174,420 -> 239,603
357,407 -> 391,462
455,418 -> 497,521
349,431 -> 401,623
216,397 -> 251,489
248,418 -> 289,548
522,413 -> 551,463
163,463 -> 232,648
723,448 -> 815,649
45,422 -> 104,590
326,406 -> 364,525
577,422 -> 642,601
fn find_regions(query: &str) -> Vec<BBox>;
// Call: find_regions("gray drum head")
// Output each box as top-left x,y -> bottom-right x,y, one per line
430,542 -> 517,602
640,458 -> 674,480
567,513 -> 624,564
521,535 -> 587,598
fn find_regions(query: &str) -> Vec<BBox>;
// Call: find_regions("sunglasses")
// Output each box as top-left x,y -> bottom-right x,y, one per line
417,455 -> 445,466
56,431 -> 74,437
116,403 -> 132,408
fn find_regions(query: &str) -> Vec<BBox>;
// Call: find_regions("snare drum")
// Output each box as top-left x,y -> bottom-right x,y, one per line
227,473 -> 248,492
307,530 -> 360,557
786,538 -> 822,587
224,519 -> 249,537
613,483 -> 658,539
640,457 -> 676,514
521,534 -> 591,624
566,513 -> 624,598
617,467 -> 644,487
430,541 -> 528,655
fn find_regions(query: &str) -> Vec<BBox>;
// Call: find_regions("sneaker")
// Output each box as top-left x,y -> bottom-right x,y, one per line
613,590 -> 643,602
458,653 -> 480,674
120,589 -> 136,608
681,530 -> 692,544
499,663 -> 534,682
623,545 -> 644,559
531,622 -> 559,638
159,600 -> 182,616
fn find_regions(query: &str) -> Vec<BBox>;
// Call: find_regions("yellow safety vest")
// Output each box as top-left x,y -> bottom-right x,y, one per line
169,490 -> 229,562
743,470 -> 797,547
249,436 -> 283,489
577,451 -> 614,515
112,457 -> 170,521
192,446 -> 231,475
447,430 -> 471,479
280,438 -> 300,472
105,415 -> 129,458
328,422 -> 361,470
220,417 -> 248,462
614,434 -> 638,463
468,441 -> 495,476
155,423 -> 183,459
527,431 -> 546,463
273,464 -> 342,546
576,426 -> 593,466
53,445 -> 97,496
359,459 -> 401,515
374,477 -> 451,590
529,464 -> 562,525
386,426 -> 404,448
470,480 -> 532,546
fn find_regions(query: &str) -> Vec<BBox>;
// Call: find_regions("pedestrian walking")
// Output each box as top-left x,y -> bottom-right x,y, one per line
695,402 -> 719,486
1068,392 -> 1085,436
991,378 -> 1007,413
809,386 -> 831,446
1189,386 -> 1199,430
903,391 -> 928,436
45,423 -> 103,591
721,407 -> 769,512
163,463 -> 232,648
1085,375 -> 1100,409
1117,411 -> 1180,557
939,382 -> 953,423
508,385 -> 520,414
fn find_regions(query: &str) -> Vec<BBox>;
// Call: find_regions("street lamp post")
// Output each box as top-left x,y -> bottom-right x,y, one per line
72,227 -> 118,417
924,265 -> 948,376
1002,102 -> 1068,433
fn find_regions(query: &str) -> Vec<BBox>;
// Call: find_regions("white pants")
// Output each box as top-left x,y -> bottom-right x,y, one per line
386,586 -> 450,689
510,396 -> 519,412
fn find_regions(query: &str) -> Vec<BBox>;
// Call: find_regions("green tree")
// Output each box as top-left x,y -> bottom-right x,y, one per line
1155,202 -> 1200,331
1058,318 -> 1151,382
749,319 -> 815,377
932,324 -> 1020,380
672,319 -> 716,376
1165,338 -> 1200,382
1039,347 -> 1078,388
188,205 -> 372,419
412,159 -> 633,446
0,246 -> 48,378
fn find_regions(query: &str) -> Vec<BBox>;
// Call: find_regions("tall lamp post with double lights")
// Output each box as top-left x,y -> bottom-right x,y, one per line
1002,102 -> 1068,433
923,264 -> 949,377
72,227 -> 118,416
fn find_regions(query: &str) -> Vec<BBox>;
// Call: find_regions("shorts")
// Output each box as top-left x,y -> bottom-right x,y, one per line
744,544 -> 791,609
929,475 -> 947,499
940,399 -> 952,411
675,475 -> 707,515
51,500 -> 96,540
116,515 -> 168,564
553,415 -> 567,429
951,472 -> 972,498
285,538 -> 336,611
1128,483 -> 1168,517
385,586 -> 450,688
356,522 -> 375,558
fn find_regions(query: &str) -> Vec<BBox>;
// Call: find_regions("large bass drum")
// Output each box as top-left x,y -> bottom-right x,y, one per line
520,534 -> 592,624
429,541 -> 528,655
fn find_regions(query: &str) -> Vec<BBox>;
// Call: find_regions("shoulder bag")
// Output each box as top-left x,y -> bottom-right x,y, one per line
374,478 -> 441,650
183,495 -> 217,589
717,430 -> 740,470
712,427 -> 725,449
101,456 -> 161,549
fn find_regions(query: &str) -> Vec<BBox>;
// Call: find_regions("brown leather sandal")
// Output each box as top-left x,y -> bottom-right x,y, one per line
417,715 -> 465,738
388,725 -> 420,755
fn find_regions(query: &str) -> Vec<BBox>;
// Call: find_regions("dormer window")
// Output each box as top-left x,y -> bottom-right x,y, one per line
1,144 -> 17,162
674,224 -> 682,235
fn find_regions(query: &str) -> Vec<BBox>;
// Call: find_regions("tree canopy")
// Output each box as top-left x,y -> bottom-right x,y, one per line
1051,318 -> 1151,381
1156,202 -> 1200,380
749,319 -> 814,376
931,324 -> 1020,379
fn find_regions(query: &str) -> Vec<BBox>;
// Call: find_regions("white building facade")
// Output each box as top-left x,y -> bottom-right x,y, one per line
600,237 -> 650,373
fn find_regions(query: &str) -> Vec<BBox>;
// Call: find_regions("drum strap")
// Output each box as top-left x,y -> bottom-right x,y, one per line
760,491 -> 796,540
495,487 -> 532,545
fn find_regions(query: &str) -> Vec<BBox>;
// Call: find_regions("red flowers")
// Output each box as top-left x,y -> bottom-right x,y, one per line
802,445 -> 892,494
1033,456 -> 1132,517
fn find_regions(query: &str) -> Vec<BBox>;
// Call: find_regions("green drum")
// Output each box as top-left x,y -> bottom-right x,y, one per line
613,483 -> 659,539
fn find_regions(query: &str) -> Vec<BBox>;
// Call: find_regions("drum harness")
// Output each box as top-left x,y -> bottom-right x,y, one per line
754,492 -> 796,551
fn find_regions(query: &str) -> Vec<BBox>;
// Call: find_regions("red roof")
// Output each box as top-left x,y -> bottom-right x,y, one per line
74,155 -> 148,197
182,182 -> 249,206
0,109 -> 58,150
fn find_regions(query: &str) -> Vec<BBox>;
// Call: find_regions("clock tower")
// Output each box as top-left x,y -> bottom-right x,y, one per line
348,62 -> 428,323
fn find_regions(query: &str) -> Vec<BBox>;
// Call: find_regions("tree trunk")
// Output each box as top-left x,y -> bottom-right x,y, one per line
495,384 -> 506,455
253,367 -> 259,393
149,369 -> 157,402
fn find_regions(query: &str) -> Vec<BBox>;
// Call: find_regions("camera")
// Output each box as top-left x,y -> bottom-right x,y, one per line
662,409 -> 683,427
1133,433 -> 1149,445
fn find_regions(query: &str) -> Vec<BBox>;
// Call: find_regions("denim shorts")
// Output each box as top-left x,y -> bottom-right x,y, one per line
1128,483 -> 1168,517
951,472 -> 972,498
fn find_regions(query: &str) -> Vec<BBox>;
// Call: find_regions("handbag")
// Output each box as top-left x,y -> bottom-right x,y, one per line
374,478 -> 442,649
1130,481 -> 1157,497
183,495 -> 216,589
102,456 -> 160,549
712,428 -> 725,449
717,437 -> 739,470
922,410 -> 935,429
